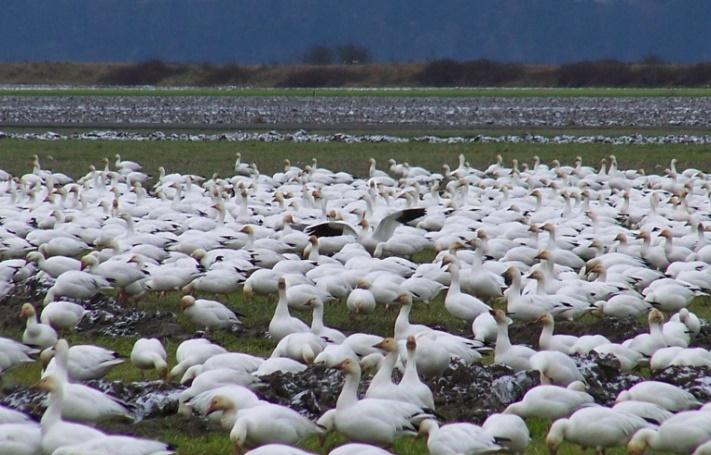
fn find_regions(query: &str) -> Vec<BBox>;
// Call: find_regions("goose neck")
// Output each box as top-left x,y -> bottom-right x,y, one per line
336,369 -> 361,409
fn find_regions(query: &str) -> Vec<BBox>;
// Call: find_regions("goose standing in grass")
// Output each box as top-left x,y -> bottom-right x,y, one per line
546,406 -> 651,454
616,380 -> 702,412
244,445 -> 315,455
330,358 -> 433,446
268,278 -> 309,341
419,419 -> 502,455
20,302 -> 58,349
38,374 -> 106,454
503,381 -> 595,420
328,443 -> 395,455
43,343 -> 124,381
482,413 -> 530,454
304,298 -> 345,343
491,309 -> 536,372
40,300 -> 87,333
346,281 -> 376,314
51,434 -> 174,455
180,295 -> 241,331
443,259 -> 491,321
130,338 -> 169,380
627,410 -> 711,455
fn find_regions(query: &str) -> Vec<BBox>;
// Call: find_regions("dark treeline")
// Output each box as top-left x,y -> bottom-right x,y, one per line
4,58 -> 711,87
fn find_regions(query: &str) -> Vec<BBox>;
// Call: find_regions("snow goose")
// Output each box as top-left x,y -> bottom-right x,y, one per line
130,338 -> 168,380
503,381 -> 594,420
328,443 -> 394,455
502,266 -> 569,322
26,250 -> 80,278
330,358 -> 433,446
37,374 -> 106,454
43,343 -> 123,381
254,357 -> 307,377
536,312 -> 577,353
51,434 -> 173,455
271,332 -> 325,364
622,309 -> 667,357
612,400 -> 674,426
398,336 -> 435,410
180,352 -> 264,384
616,380 -> 701,411
546,406 -> 650,454
244,445 -> 315,455
366,338 -> 429,409
418,419 -> 501,455
442,259 -> 490,321
0,336 -> 36,373
0,404 -> 32,424
627,410 -> 711,455
169,338 -> 227,379
20,302 -> 57,349
268,278 -> 310,341
482,413 -> 530,454
305,207 -> 426,253
529,350 -> 584,386
43,270 -> 111,305
346,280 -> 376,314
228,402 -> 323,453
40,300 -> 87,333
0,422 -> 41,455
593,343 -> 644,372
471,311 -> 498,344
491,309 -> 536,372
180,295 -> 241,331
304,298 -> 345,343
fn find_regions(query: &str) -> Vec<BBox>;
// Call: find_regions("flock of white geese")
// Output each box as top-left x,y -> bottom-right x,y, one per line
0,152 -> 711,454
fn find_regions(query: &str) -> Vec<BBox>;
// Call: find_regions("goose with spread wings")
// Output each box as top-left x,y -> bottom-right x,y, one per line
305,207 -> 426,253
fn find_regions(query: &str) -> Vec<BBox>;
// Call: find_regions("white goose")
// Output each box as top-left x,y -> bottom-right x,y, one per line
130,338 -> 168,380
443,259 -> 491,321
305,207 -> 426,253
37,374 -> 105,454
482,413 -> 530,454
529,350 -> 584,386
51,434 -> 174,455
419,419 -> 501,455
43,270 -> 111,304
20,302 -> 58,349
244,445 -> 315,455
0,421 -> 41,455
346,281 -> 376,314
328,443 -> 395,455
546,406 -> 650,454
228,402 -> 323,453
616,380 -> 701,412
40,300 -> 87,333
503,381 -> 594,420
330,358 -> 432,446
268,278 -> 309,341
43,343 -> 124,381
627,410 -> 711,455
180,295 -> 241,331
491,309 -> 536,372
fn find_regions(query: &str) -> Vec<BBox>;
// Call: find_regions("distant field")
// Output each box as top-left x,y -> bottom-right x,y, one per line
3,86 -> 711,97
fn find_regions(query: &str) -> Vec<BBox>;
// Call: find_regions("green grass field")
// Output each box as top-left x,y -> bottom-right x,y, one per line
1,138 -> 709,454
3,86 -> 711,98
1,138 -> 710,180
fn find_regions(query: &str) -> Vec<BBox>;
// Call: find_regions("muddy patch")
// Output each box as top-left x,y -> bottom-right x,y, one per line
652,366 -> 711,402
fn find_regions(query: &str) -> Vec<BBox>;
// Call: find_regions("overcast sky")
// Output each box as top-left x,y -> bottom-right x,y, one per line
2,0 -> 710,64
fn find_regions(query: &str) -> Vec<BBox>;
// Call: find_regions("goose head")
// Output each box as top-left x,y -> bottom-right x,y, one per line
535,312 -> 554,326
534,250 -> 551,262
394,292 -> 412,306
180,295 -> 196,311
648,308 -> 664,326
355,279 -> 370,290
205,394 -> 233,416
502,266 -> 518,287
490,308 -> 508,325
19,302 -> 36,319
406,335 -> 417,352
372,337 -> 398,354
418,418 -> 439,436
36,374 -> 61,393
334,357 -> 360,375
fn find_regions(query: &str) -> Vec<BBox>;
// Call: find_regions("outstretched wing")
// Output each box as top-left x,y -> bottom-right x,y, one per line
305,221 -> 358,238
373,208 -> 426,242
